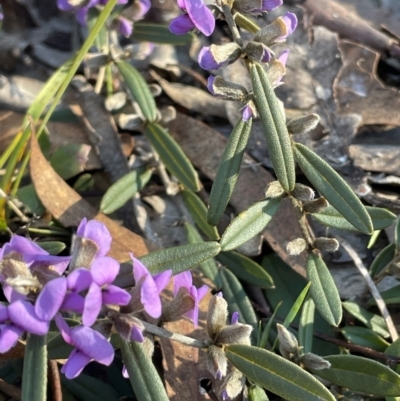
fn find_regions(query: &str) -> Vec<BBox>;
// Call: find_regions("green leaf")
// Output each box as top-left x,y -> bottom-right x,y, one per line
293,143 -> 373,234
311,205 -> 396,232
368,284 -> 400,306
234,13 -> 260,33
299,296 -> 315,354
386,339 -> 400,401
21,334 -> 47,401
220,268 -> 258,338
121,340 -> 170,401
220,198 -> 281,251
395,216 -> 400,251
259,302 -> 281,349
134,22 -> 195,44
306,254 -> 342,326
283,282 -> 311,328
37,241 -> 66,255
226,345 -> 335,401
341,326 -> 389,351
250,63 -> 295,191
50,143 -> 90,180
184,222 -> 221,287
100,168 -> 152,214
207,119 -> 253,226
181,189 -> 220,240
342,301 -> 389,338
145,123 -> 200,192
116,60 -> 157,122
61,374 -> 119,401
17,184 -> 45,216
314,355 -> 400,396
248,385 -> 269,401
217,251 -> 274,289
140,241 -> 220,274
370,243 -> 396,278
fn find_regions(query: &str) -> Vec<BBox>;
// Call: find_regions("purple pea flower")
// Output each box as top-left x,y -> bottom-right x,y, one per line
131,255 -> 172,318
0,301 -> 49,353
198,47 -> 220,70
55,315 -> 114,379
169,0 -> 215,36
173,271 -> 208,326
280,12 -> 298,39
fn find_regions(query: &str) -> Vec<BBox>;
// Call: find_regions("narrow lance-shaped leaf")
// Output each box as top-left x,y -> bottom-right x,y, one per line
116,60 -> 157,122
248,385 -> 269,401
184,223 -> 221,287
140,241 -> 221,275
207,118 -> 252,226
299,295 -> 315,354
21,334 -> 47,401
311,205 -> 396,232
369,243 -> 396,278
340,326 -> 389,352
314,355 -> 400,396
306,253 -> 342,327
120,340 -> 170,401
226,345 -> 336,401
293,143 -> 373,234
217,251 -> 274,289
134,22 -> 195,44
145,123 -> 200,192
100,168 -> 152,214
250,62 -> 296,191
220,198 -> 281,251
181,189 -> 220,240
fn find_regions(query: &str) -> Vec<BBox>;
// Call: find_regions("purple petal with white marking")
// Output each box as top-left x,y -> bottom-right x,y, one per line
77,219 -> 112,257
31,255 -> 71,274
35,277 -> 67,321
8,301 -> 49,335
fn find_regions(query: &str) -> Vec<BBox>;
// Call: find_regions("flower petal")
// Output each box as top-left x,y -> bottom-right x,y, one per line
141,275 -> 162,318
0,305 -> 9,321
35,277 -> 67,321
197,284 -> 208,301
71,325 -> 114,364
102,285 -> 131,306
82,283 -> 102,326
90,256 -> 120,286
67,268 -> 92,292
118,17 -> 133,36
262,0 -> 283,11
185,0 -> 215,36
131,255 -> 150,283
62,349 -> 91,379
173,271 -> 192,295
169,15 -> 196,35
0,324 -> 23,353
130,325 -> 144,342
77,220 -> 112,256
281,12 -> 297,37
8,301 -> 49,335
32,255 -> 71,275
153,270 -> 172,293
57,0 -> 75,11
61,292 -> 84,314
55,314 -> 73,345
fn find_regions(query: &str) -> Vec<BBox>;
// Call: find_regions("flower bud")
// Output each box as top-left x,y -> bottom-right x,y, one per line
286,238 -> 307,256
215,324 -> 253,346
277,323 -> 299,360
207,345 -> 228,379
314,237 -> 339,253
198,43 -> 242,71
112,313 -> 145,342
301,352 -> 331,370
254,17 -> 288,46
302,197 -> 329,214
291,184 -> 315,202
240,100 -> 257,121
265,181 -> 285,199
220,368 -> 246,400
70,236 -> 99,269
207,294 -> 228,340
161,288 -> 195,323
207,76 -> 248,101
287,114 -> 320,135
244,41 -> 272,63
266,59 -> 286,87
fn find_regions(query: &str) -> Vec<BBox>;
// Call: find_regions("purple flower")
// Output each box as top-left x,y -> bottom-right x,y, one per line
241,101 -> 256,121
132,255 -> 172,318
198,47 -> 220,70
173,271 -> 208,326
56,315 -> 114,379
207,76 -> 216,94
169,0 -> 215,36
262,0 -> 282,11
0,301 -> 50,353
118,16 -> 133,36
280,12 -> 298,39
231,311 -> 240,325
77,218 -> 112,258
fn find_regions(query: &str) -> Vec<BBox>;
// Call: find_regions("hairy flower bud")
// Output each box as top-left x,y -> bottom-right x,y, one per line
301,352 -> 331,370
240,100 -> 257,121
291,183 -> 315,202
314,237 -> 339,253
287,114 -> 320,135
215,324 -> 253,346
207,345 -> 228,379
277,323 -> 299,361
244,41 -> 272,63
207,294 -> 228,340
207,76 -> 248,101
265,181 -> 285,199
286,238 -> 307,256
198,43 -> 242,70
254,17 -> 288,46
161,288 -> 195,323
112,313 -> 145,342
302,197 -> 329,214
220,368 -> 246,400
266,59 -> 286,87
69,236 -> 99,269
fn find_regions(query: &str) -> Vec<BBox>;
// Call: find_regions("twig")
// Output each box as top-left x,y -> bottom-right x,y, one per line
0,188 -> 29,223
336,234 -> 398,342
48,360 -> 62,401
141,320 -> 210,349
0,378 -> 21,400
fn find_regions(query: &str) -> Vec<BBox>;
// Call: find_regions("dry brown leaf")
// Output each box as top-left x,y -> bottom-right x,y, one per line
30,132 -> 153,261
166,112 -> 306,276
